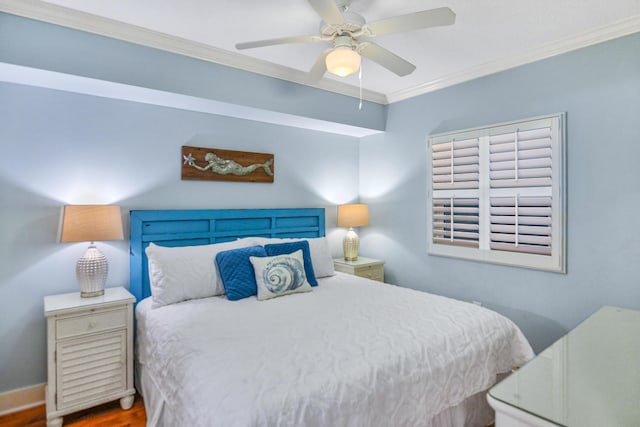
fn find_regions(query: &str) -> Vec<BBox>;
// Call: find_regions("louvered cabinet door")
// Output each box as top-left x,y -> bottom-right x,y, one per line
55,329 -> 127,410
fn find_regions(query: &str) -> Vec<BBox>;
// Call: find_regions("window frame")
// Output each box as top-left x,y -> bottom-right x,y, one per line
427,113 -> 566,273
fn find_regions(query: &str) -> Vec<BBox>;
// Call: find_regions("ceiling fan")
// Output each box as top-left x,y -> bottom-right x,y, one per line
235,0 -> 456,82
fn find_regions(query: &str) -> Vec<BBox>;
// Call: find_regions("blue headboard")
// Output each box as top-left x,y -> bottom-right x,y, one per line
129,208 -> 325,303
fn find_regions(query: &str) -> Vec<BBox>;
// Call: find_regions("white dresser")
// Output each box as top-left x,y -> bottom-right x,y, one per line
44,287 -> 136,427
488,306 -> 640,427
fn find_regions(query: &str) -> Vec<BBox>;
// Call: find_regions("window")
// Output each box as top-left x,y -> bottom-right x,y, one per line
427,114 -> 565,272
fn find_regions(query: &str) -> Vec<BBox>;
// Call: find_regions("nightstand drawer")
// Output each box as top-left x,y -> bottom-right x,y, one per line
334,257 -> 385,283
56,308 -> 127,339
356,266 -> 384,281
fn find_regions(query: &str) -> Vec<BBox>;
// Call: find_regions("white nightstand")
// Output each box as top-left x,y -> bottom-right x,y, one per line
44,287 -> 136,427
333,257 -> 385,282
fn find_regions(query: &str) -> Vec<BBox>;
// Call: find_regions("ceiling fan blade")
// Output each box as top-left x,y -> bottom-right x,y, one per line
358,42 -> 416,76
306,49 -> 331,83
365,7 -> 455,37
236,35 -> 322,50
307,0 -> 344,25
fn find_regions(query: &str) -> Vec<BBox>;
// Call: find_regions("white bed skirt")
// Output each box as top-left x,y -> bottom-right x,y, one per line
136,361 -> 496,427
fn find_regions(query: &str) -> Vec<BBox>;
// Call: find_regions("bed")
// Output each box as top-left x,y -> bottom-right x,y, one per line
130,208 -> 533,427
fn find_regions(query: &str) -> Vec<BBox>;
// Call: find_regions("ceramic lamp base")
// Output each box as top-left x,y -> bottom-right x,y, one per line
77,244 -> 107,298
343,227 -> 360,261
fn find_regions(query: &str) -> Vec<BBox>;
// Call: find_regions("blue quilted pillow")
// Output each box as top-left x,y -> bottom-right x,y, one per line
264,241 -> 318,286
216,245 -> 267,301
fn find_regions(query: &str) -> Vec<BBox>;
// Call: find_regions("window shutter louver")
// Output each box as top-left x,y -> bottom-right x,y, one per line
432,198 -> 479,247
490,196 -> 552,255
489,127 -> 553,188
432,138 -> 479,190
428,113 -> 565,272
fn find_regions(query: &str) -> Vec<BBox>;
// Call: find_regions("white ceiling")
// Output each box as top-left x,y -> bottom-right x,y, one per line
4,0 -> 640,104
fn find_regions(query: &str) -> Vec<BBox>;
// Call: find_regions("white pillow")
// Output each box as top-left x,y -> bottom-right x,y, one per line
238,236 -> 335,278
235,237 -> 270,245
305,237 -> 335,278
146,240 -> 254,308
249,250 -> 312,300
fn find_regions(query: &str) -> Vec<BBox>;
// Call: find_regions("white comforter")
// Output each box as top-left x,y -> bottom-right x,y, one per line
136,273 -> 533,427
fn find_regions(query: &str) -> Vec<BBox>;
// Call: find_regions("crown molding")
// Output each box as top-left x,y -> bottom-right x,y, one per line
386,14 -> 640,104
0,0 -> 389,105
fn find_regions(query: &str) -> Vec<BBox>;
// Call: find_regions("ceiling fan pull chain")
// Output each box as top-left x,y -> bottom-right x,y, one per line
358,66 -> 363,111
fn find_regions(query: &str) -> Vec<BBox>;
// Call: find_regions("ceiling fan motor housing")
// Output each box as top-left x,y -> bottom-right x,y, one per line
319,10 -> 366,37
333,34 -> 356,49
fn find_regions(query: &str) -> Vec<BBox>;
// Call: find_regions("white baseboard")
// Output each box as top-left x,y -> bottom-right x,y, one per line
0,383 -> 46,416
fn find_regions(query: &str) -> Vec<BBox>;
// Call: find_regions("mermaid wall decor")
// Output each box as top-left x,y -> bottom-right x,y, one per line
181,145 -> 274,183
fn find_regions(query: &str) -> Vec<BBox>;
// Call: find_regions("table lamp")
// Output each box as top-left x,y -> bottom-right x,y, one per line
61,205 -> 124,297
337,204 -> 369,261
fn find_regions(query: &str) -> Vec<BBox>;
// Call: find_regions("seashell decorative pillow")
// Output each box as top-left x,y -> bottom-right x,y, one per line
264,240 -> 317,286
249,250 -> 313,301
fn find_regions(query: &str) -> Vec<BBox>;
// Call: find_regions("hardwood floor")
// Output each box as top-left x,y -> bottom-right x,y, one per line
0,394 -> 146,427
0,396 -> 495,427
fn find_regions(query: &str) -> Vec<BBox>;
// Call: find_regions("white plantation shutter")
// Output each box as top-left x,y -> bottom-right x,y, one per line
488,122 -> 555,258
428,114 -> 565,272
430,133 -> 480,250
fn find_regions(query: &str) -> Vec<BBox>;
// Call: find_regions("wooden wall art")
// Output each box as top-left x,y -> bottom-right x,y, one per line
182,146 -> 274,183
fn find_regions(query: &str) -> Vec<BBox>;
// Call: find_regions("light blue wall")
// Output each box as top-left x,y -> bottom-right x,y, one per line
0,82 -> 361,392
359,33 -> 640,353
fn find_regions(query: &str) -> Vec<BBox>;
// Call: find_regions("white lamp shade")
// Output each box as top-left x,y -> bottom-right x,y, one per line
61,205 -> 124,242
337,204 -> 369,228
325,47 -> 361,77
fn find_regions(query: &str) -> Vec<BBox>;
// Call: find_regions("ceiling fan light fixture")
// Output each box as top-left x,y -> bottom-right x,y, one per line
325,46 -> 361,77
